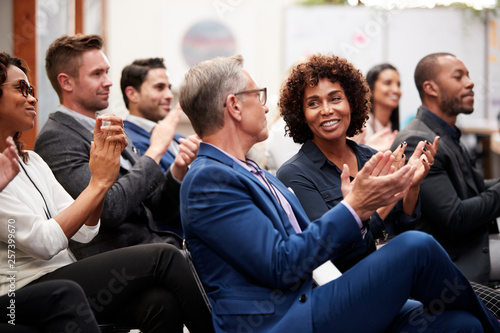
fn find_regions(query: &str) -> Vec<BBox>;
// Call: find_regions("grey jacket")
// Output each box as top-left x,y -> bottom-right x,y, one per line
34,111 -> 182,259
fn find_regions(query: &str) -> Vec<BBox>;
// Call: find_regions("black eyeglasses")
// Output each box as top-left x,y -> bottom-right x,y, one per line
1,79 -> 36,99
224,87 -> 267,107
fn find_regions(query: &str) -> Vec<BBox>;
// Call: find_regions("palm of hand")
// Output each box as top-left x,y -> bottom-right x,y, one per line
409,157 -> 428,185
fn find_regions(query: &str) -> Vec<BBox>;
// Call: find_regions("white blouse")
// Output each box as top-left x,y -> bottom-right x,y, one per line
0,151 -> 99,295
364,114 -> 392,140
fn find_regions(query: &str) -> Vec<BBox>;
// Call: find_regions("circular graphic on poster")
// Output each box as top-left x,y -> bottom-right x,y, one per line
182,21 -> 236,67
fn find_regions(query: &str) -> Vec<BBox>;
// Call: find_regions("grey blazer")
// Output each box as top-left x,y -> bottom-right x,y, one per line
34,111 -> 182,259
391,107 -> 500,284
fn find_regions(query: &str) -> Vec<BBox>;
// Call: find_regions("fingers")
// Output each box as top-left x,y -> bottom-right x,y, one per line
175,136 -> 201,168
3,137 -> 18,161
391,141 -> 407,171
340,164 -> 353,198
357,152 -> 383,179
392,141 -> 405,159
409,141 -> 426,164
383,164 -> 415,203
383,164 -> 414,193
418,136 -> 439,168
179,135 -> 201,152
371,151 -> 394,176
94,114 -> 127,155
163,104 -> 182,126
425,136 -> 440,159
341,163 -> 350,182
393,164 -> 415,189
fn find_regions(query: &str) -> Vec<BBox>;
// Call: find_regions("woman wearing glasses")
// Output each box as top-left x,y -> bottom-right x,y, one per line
0,52 -> 214,332
276,54 -> 437,272
0,137 -> 101,332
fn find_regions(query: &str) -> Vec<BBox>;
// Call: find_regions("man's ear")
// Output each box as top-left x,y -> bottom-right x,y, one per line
57,73 -> 73,93
225,94 -> 242,122
423,80 -> 439,97
125,86 -> 140,104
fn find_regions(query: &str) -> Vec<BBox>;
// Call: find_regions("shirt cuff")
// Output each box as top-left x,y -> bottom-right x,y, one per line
168,165 -> 183,185
339,200 -> 366,235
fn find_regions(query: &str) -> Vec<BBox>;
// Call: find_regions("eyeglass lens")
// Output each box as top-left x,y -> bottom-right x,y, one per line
18,80 -> 35,98
260,89 -> 267,105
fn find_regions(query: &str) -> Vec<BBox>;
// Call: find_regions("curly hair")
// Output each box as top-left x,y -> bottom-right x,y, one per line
0,52 -> 30,163
279,54 -> 371,144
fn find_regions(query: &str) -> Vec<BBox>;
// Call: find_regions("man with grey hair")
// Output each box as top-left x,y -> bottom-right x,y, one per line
178,54 -> 500,332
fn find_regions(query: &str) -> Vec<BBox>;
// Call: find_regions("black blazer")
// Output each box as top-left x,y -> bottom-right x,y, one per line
34,111 -> 182,259
391,107 -> 500,284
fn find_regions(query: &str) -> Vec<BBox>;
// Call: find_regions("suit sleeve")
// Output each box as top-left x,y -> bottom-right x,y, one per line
402,134 -> 500,236
277,158 -> 417,239
34,123 -> 179,228
182,164 -> 363,289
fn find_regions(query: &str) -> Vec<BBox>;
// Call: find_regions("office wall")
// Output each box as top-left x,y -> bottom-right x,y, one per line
284,5 -> 496,128
0,0 -> 13,55
2,2 -> 499,135
105,0 -> 297,134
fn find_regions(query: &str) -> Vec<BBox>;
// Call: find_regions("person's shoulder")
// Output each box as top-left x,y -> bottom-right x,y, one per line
123,120 -> 144,132
276,149 -> 310,180
38,111 -> 79,136
23,151 -> 53,171
391,119 -> 433,150
348,139 -> 377,155
183,154 -> 238,189
174,133 -> 185,141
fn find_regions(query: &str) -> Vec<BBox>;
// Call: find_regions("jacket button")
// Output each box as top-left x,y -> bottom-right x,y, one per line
299,294 -> 307,303
325,194 -> 330,200
483,247 -> 489,253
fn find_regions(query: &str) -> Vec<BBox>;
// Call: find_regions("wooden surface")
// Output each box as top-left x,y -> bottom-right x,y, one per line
13,0 -> 37,150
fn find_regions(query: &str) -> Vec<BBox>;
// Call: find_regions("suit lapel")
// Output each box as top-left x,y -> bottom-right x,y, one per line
198,143 -> 299,235
52,111 -> 139,169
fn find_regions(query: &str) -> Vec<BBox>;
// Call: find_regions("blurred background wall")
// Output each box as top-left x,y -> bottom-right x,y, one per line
1,0 -> 500,174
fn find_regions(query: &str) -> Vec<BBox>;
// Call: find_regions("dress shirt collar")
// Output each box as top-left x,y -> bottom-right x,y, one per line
203,143 -> 256,173
57,105 -> 95,132
57,105 -> 134,170
126,114 -> 158,133
421,106 -> 461,142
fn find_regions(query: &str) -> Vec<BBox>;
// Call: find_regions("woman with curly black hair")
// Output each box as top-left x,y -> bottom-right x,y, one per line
276,54 -> 437,271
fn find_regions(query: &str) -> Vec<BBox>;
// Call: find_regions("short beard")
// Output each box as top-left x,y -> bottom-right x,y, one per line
77,97 -> 108,113
440,97 -> 473,117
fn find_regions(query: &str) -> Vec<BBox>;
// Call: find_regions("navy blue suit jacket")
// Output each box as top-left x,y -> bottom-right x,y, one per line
180,143 -> 364,332
123,120 -> 184,173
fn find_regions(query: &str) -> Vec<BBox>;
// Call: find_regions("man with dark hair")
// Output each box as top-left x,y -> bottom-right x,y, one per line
34,34 -> 197,259
120,57 -> 199,173
392,52 -> 500,289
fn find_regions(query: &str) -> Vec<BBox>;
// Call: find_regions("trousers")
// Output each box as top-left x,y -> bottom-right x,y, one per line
0,279 -> 100,332
312,231 -> 500,333
34,243 -> 214,333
